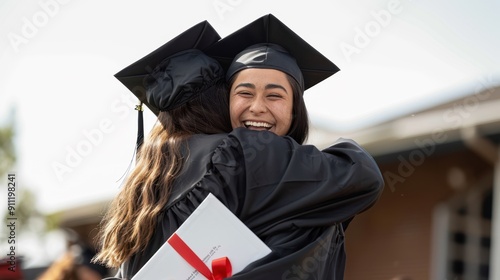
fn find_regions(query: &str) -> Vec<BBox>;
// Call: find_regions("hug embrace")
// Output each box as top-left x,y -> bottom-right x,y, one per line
93,14 -> 384,280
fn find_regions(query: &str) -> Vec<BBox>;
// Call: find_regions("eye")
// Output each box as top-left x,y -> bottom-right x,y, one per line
267,93 -> 283,99
236,91 -> 253,97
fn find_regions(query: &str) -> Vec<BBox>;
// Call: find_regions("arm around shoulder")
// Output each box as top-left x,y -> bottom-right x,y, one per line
214,129 -> 384,226
322,137 -> 384,213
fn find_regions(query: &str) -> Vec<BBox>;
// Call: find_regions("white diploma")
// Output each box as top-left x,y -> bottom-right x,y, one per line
132,193 -> 271,280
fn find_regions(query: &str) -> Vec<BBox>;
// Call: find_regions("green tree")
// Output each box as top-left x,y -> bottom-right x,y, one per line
1,118 -> 57,244
0,123 -> 15,176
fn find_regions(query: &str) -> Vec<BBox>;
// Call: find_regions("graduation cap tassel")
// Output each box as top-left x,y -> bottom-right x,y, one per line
135,102 -> 144,153
114,102 -> 144,185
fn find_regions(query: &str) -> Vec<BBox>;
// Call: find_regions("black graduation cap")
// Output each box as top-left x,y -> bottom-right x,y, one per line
113,21 -> 221,150
114,20 -> 221,115
205,14 -> 340,91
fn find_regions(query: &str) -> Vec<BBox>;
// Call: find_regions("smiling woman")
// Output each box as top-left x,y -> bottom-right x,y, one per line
229,68 -> 294,138
205,14 -> 340,144
222,41 -> 313,143
193,14 -> 384,280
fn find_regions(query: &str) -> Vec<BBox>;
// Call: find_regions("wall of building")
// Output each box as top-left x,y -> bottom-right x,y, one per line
344,144 -> 492,280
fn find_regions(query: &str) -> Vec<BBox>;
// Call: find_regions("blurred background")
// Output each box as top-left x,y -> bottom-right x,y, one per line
1,0 -> 499,279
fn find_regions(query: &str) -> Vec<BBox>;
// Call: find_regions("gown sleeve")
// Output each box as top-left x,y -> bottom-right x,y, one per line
212,128 -> 384,235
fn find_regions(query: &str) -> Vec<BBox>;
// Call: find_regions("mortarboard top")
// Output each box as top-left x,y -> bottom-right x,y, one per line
114,20 -> 221,115
145,49 -> 224,112
205,14 -> 340,91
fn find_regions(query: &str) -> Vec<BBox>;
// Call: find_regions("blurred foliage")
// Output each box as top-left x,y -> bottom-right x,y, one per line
1,119 -> 57,242
0,124 -> 16,176
45,212 -> 62,232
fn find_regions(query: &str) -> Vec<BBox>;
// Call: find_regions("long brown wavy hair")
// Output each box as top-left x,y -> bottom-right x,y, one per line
93,80 -> 231,267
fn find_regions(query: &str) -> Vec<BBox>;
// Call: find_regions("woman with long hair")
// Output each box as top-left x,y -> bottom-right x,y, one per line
94,20 -> 383,280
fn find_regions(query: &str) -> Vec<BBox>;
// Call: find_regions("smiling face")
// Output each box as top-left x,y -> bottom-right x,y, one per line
229,68 -> 294,136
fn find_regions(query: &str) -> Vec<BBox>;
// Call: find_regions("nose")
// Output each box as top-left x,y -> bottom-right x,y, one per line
249,97 -> 267,114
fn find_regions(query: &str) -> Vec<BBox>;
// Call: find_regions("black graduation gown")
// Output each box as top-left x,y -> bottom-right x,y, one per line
110,128 -> 384,280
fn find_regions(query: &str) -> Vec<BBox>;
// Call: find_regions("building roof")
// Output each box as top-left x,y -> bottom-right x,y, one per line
309,85 -> 500,162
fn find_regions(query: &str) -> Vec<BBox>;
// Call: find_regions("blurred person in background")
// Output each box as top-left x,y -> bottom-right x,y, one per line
37,228 -> 108,280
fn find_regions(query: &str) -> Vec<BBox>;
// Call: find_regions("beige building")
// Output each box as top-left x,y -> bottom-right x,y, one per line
335,85 -> 500,280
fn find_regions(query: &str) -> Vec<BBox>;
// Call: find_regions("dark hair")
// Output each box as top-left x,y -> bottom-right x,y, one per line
160,79 -> 232,134
285,74 -> 309,144
228,72 -> 309,144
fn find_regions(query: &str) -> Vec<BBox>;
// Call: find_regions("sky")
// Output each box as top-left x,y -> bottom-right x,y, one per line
1,0 -> 500,266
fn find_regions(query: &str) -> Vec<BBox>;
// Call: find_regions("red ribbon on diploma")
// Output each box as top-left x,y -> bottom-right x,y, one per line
168,233 -> 232,280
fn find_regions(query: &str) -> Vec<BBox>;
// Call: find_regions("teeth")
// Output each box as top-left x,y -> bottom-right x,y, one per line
244,121 -> 272,128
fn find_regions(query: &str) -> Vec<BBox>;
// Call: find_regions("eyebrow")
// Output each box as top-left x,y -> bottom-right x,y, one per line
265,83 -> 288,93
234,83 -> 289,94
234,83 -> 255,90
